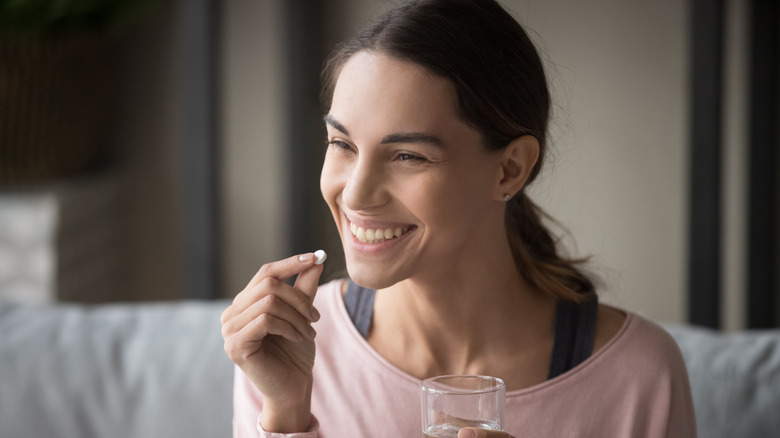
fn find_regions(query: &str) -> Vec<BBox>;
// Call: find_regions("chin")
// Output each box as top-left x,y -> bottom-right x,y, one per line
345,261 -> 403,291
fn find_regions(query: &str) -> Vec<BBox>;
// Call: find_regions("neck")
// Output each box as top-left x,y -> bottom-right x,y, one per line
371,237 -> 556,378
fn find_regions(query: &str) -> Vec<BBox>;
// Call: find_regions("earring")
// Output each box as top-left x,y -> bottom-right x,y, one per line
504,194 -> 511,202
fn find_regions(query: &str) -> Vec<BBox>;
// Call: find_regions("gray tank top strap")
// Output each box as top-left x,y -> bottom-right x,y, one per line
547,297 -> 599,379
344,280 -> 376,338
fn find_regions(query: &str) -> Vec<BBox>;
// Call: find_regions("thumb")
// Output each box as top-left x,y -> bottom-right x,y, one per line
294,257 -> 325,300
458,428 -> 479,438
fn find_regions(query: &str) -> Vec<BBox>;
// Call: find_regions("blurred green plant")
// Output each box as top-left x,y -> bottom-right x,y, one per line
0,0 -> 159,36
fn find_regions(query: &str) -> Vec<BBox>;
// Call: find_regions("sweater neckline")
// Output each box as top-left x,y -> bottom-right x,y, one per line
324,279 -> 634,398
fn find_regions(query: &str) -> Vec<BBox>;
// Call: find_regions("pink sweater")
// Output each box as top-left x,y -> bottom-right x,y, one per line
233,280 -> 697,437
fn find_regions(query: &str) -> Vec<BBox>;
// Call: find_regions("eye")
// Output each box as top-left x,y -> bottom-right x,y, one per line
327,139 -> 354,152
396,152 -> 427,163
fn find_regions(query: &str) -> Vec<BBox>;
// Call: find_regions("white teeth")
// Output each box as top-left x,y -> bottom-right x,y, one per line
349,222 -> 409,243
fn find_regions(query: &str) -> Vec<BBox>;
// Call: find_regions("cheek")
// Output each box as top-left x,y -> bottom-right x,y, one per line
406,174 -> 467,224
320,151 -> 351,218
415,166 -> 494,225
320,154 -> 343,209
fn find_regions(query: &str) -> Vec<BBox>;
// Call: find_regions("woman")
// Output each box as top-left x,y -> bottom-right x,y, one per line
221,0 -> 697,436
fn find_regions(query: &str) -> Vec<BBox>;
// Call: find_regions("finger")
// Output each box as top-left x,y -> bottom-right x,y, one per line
457,428 -> 514,438
247,313 -> 308,344
293,262 -> 324,301
247,252 -> 319,288
222,252 -> 322,325
224,313 -> 306,362
222,293 -> 317,342
222,276 -> 283,324
225,277 -> 319,324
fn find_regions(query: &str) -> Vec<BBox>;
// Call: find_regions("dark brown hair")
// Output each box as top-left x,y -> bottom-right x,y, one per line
322,0 -> 595,301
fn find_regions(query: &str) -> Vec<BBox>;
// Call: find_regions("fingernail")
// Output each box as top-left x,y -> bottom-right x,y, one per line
310,306 -> 321,322
298,253 -> 313,263
458,429 -> 477,438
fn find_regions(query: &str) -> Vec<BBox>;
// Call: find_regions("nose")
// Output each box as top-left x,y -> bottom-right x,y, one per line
341,156 -> 388,212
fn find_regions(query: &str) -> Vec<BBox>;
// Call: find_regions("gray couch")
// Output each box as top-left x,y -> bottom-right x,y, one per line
1,300 -> 778,438
0,300 -> 234,438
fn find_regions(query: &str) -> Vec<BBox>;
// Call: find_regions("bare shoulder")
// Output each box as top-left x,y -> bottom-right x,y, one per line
593,304 -> 627,354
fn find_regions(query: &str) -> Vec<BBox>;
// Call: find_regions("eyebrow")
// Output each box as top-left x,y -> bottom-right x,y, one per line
323,114 -> 444,147
381,132 -> 443,147
323,114 -> 350,136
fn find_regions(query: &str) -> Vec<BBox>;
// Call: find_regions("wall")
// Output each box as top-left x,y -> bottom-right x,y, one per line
114,0 -> 185,301
722,0 -> 748,331
220,0 -> 289,296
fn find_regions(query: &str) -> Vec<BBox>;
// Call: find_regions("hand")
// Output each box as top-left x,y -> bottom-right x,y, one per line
221,252 -> 324,432
458,429 -> 516,438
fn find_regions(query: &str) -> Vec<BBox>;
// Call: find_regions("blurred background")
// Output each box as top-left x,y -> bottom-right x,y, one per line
0,0 -> 777,332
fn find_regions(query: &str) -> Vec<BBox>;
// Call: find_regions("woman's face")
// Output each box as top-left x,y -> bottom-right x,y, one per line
320,52 -> 505,289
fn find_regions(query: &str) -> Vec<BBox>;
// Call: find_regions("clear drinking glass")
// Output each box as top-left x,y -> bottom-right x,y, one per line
420,375 -> 506,438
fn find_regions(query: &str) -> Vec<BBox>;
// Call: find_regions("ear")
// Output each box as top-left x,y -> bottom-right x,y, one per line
494,135 -> 540,200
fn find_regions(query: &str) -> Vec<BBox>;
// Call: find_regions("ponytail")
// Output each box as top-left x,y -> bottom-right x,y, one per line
506,192 -> 596,302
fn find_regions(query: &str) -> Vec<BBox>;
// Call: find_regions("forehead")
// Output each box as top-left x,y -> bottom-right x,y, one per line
328,52 -> 463,133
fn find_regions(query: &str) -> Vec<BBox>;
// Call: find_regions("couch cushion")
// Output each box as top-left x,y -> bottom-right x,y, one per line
0,300 -> 234,438
665,324 -> 780,438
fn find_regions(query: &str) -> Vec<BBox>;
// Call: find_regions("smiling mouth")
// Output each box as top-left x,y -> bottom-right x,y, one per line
349,222 -> 413,244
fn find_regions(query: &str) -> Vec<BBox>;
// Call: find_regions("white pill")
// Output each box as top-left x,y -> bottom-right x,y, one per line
314,249 -> 327,265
